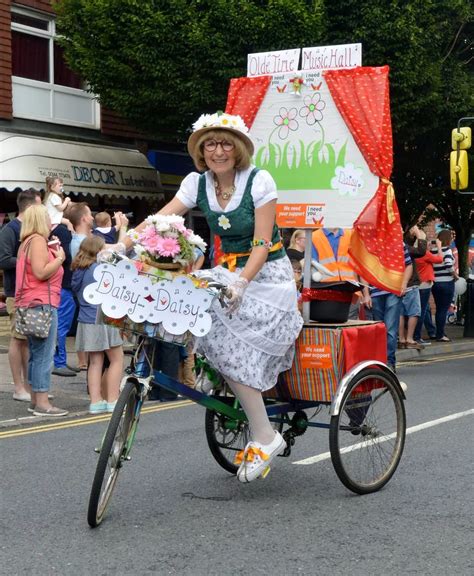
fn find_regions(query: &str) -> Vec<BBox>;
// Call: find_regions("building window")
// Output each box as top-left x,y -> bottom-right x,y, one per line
53,43 -> 83,89
11,6 -> 99,128
12,31 -> 49,82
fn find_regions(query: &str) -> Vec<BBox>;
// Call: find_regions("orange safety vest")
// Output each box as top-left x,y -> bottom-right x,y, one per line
311,229 -> 357,282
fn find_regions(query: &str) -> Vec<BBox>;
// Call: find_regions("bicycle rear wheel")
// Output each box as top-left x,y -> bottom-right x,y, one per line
87,380 -> 140,527
329,368 -> 406,494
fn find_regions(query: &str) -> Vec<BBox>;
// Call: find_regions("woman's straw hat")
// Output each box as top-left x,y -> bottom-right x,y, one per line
187,111 -> 254,159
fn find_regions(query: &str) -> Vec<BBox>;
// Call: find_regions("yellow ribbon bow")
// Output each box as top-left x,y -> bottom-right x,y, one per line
218,241 -> 284,272
234,445 -> 269,466
218,250 -> 252,273
381,177 -> 396,224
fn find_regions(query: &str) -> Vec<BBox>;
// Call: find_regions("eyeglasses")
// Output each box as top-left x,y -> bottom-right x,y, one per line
203,139 -> 235,152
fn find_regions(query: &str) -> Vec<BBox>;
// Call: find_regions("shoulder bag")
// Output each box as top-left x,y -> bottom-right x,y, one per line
15,237 -> 53,339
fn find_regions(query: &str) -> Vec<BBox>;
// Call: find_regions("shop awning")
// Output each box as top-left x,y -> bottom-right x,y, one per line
0,132 -> 163,200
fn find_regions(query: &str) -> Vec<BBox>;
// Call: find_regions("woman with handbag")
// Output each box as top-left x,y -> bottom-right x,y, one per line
15,204 -> 69,417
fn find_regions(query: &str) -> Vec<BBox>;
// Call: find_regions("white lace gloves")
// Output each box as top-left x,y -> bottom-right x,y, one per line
225,277 -> 249,316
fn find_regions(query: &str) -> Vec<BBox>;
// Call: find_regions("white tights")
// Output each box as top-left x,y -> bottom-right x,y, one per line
225,378 -> 275,445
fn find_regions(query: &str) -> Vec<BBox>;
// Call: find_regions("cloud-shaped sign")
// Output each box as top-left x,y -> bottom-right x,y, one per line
331,162 -> 364,197
83,260 -> 154,322
146,276 -> 213,336
84,261 -> 213,336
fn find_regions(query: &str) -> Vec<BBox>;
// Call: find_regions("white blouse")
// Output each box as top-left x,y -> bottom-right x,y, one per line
175,166 -> 278,212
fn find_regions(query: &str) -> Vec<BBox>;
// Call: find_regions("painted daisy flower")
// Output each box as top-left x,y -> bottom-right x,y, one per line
217,215 -> 231,230
299,93 -> 326,125
273,107 -> 299,139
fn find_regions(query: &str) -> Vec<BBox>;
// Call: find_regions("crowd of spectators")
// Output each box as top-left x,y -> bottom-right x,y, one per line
284,224 -> 460,372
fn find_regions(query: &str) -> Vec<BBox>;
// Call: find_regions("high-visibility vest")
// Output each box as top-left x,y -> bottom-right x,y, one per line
311,229 -> 357,282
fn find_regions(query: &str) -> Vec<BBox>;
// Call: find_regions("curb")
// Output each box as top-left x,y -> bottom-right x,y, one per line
397,339 -> 474,362
0,408 -> 92,431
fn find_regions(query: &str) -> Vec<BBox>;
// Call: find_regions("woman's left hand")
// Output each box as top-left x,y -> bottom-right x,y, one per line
52,246 -> 65,263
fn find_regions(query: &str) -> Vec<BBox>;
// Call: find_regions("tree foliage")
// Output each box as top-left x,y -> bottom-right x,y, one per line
54,0 -> 325,140
324,0 -> 473,274
55,0 -> 473,272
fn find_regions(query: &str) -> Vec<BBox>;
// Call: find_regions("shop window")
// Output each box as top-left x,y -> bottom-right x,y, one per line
11,6 -> 98,128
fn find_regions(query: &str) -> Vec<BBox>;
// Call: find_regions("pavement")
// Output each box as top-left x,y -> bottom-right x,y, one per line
0,315 -> 472,429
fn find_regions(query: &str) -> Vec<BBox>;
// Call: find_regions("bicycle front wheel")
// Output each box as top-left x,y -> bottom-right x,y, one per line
87,380 -> 140,527
329,368 -> 406,494
205,385 -> 283,474
205,385 -> 249,474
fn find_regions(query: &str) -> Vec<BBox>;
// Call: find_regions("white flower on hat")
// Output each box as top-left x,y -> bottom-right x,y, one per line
192,112 -> 249,134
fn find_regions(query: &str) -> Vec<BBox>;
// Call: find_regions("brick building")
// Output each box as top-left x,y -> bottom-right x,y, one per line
0,0 -> 165,224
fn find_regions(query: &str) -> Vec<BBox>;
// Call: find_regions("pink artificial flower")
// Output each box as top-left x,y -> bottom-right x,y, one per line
139,225 -> 157,243
145,235 -> 161,253
183,228 -> 192,239
156,236 -> 180,257
172,222 -> 187,234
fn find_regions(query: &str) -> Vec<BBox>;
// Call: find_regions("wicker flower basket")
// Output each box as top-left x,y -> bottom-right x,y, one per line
142,257 -> 182,271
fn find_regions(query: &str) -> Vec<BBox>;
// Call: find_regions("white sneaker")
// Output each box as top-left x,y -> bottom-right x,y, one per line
236,431 -> 286,483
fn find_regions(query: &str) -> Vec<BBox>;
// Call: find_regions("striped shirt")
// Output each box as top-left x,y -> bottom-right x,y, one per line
432,246 -> 455,283
370,245 -> 412,297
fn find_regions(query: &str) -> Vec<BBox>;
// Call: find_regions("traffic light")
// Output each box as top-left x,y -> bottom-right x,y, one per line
450,125 -> 471,191
450,150 -> 468,190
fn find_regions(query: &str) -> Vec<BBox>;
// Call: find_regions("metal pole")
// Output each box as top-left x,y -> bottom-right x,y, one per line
302,228 -> 313,323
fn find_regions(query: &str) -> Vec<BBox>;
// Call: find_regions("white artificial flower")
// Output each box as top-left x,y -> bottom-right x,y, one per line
192,112 -> 249,134
126,228 -> 140,242
187,232 -> 207,252
217,215 -> 231,230
155,222 -> 171,233
192,113 -> 215,131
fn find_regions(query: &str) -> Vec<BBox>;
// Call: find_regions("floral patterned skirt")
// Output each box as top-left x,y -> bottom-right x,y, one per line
197,257 -> 303,391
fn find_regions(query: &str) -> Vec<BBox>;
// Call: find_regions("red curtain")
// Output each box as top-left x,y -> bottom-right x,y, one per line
325,66 -> 405,294
225,76 -> 272,129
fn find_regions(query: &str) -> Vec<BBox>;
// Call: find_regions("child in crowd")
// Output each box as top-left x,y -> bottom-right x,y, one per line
71,235 -> 123,414
92,211 -> 120,244
290,258 -> 303,311
44,177 -> 73,231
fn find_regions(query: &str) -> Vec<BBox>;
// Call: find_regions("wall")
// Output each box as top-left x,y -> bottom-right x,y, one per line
0,0 -> 12,119
0,0 -> 144,145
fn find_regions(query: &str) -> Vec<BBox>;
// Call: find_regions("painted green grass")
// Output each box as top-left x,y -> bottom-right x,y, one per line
255,140 -> 347,190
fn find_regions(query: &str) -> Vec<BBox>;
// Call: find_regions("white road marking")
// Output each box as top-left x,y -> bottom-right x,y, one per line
293,408 -> 474,466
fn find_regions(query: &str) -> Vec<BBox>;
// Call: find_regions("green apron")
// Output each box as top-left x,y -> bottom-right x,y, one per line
197,168 -> 285,269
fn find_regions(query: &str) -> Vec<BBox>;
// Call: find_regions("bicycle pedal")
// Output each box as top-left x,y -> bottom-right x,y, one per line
260,466 -> 271,479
